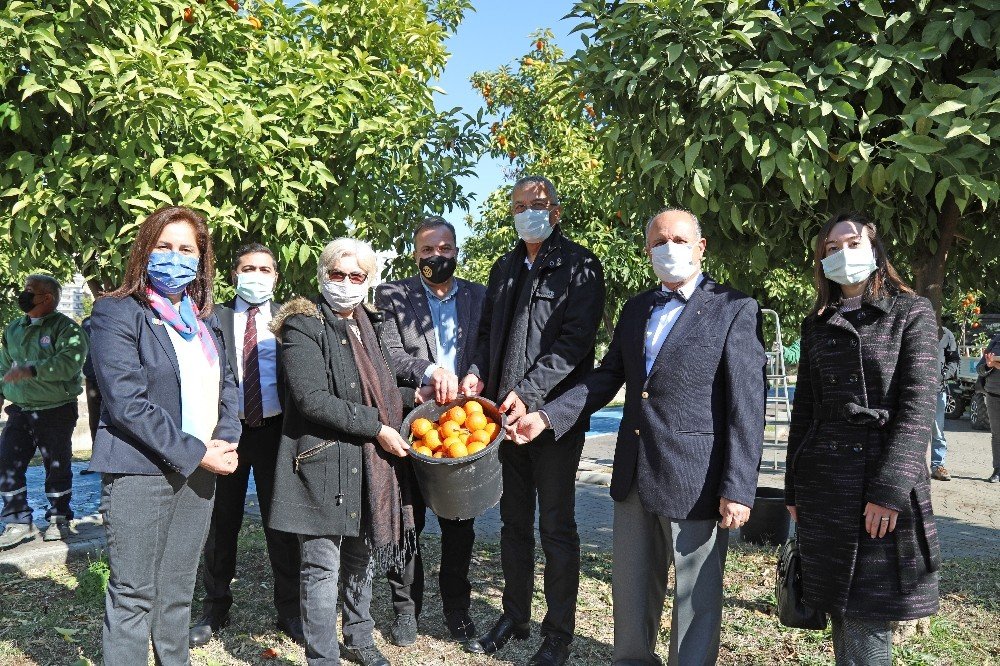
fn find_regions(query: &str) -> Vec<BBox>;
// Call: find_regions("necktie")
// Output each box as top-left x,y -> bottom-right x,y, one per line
653,289 -> 686,308
243,306 -> 264,427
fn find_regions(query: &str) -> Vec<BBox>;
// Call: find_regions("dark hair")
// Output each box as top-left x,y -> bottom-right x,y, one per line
232,242 -> 278,273
511,175 -> 559,203
811,211 -> 913,315
106,206 -> 216,318
412,215 -> 457,245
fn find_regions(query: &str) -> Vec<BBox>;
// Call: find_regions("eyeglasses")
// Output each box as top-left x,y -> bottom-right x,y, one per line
327,270 -> 368,285
512,201 -> 556,214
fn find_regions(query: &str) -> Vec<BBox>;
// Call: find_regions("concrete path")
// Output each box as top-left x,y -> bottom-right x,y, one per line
2,414 -> 997,574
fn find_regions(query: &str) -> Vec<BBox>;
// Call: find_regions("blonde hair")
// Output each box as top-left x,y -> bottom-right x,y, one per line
317,237 -> 377,284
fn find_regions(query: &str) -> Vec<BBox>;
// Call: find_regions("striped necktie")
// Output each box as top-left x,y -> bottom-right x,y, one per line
242,306 -> 264,427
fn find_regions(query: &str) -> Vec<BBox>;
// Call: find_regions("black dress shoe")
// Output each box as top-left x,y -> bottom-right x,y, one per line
276,615 -> 305,643
444,608 -> 476,640
464,614 -> 529,655
343,644 -> 390,666
988,470 -> 1000,483
528,635 -> 570,666
188,613 -> 229,647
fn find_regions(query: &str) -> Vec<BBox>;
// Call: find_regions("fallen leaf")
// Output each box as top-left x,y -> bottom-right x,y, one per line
261,647 -> 280,659
54,626 -> 78,642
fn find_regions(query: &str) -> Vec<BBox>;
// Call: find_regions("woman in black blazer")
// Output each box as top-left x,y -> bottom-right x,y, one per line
89,206 -> 240,666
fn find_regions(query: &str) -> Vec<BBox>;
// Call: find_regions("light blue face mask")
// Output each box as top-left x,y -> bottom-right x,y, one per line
147,251 -> 199,295
513,208 -> 554,244
235,273 -> 275,305
821,246 -> 878,285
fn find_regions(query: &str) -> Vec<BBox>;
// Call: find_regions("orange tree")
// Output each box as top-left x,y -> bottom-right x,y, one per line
461,31 -> 649,340
462,31 -> 816,341
566,0 -> 1000,322
0,0 -> 484,294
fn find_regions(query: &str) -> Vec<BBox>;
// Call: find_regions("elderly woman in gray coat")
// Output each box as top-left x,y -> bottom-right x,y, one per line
785,212 -> 941,666
269,237 -> 416,666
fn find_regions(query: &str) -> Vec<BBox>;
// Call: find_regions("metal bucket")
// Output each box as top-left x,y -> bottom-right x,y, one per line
401,396 -> 506,521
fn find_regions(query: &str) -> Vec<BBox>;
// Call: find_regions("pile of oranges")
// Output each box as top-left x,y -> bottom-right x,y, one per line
410,401 -> 499,459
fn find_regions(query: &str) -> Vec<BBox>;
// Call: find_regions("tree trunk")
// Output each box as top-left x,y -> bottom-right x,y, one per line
911,194 -> 961,326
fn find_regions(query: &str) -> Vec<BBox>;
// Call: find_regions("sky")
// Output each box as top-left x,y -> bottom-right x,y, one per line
432,1 -> 585,243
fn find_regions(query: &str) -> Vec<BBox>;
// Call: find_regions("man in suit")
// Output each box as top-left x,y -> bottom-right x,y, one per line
514,208 -> 767,665
190,243 -> 303,646
460,176 -> 606,666
374,216 -> 486,645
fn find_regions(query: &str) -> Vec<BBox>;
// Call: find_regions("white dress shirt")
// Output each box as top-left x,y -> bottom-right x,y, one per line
644,273 -> 705,375
233,297 -> 282,419
163,323 -> 220,445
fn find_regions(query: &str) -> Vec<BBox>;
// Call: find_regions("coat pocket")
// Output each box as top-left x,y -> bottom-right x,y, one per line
294,440 -> 334,474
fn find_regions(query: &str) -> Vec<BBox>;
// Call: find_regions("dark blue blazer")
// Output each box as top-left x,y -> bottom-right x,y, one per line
87,295 -> 241,478
545,276 -> 767,520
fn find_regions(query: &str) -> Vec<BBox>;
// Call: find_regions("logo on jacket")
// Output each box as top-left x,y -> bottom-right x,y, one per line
39,335 -> 52,348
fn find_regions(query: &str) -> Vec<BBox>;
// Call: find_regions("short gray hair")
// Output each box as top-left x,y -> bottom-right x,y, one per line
317,237 -> 377,284
511,175 -> 559,204
26,274 -> 61,302
645,207 -> 702,240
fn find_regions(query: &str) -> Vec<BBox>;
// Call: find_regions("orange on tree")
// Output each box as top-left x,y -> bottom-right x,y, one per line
411,417 -> 434,438
248,15 -> 262,29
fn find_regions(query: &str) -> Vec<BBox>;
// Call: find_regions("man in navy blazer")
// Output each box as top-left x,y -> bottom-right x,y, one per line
375,216 -> 486,644
515,208 -> 766,665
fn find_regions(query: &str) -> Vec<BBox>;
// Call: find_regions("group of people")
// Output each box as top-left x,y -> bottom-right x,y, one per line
0,172 -> 992,666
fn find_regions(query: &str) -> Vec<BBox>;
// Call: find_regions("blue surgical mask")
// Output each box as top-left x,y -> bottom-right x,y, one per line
513,209 -> 554,244
235,273 -> 275,305
821,246 -> 878,286
147,251 -> 199,295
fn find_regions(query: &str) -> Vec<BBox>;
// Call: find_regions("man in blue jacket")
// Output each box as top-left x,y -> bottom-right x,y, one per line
515,209 -> 767,665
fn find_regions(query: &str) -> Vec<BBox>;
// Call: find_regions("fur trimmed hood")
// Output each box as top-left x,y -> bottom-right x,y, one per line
269,296 -> 321,339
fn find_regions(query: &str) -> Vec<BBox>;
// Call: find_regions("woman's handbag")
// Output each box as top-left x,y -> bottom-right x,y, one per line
775,535 -> 829,629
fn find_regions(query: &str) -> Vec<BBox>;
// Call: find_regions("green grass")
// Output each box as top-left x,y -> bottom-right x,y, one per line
0,526 -> 996,665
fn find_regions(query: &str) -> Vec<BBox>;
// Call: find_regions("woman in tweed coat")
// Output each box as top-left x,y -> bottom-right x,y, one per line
785,212 -> 941,665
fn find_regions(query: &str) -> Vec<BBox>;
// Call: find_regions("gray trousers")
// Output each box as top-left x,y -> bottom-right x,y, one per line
100,469 -> 216,666
831,616 -> 893,666
612,485 -> 729,666
299,534 -> 374,665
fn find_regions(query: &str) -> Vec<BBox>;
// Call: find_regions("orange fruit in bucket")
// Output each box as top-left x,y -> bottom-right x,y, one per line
439,421 -> 461,439
415,445 -> 433,457
411,418 -> 434,438
459,432 -> 469,444
445,406 -> 467,426
483,422 -> 498,439
467,441 -> 487,455
448,441 -> 469,458
469,430 -> 490,445
423,430 -> 441,450
466,412 -> 488,432
433,451 -> 444,458
464,400 -> 484,416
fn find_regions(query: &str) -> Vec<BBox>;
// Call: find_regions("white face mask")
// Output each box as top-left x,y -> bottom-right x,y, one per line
821,246 -> 878,286
650,241 -> 699,284
513,209 -> 554,244
235,273 -> 275,305
321,278 -> 368,313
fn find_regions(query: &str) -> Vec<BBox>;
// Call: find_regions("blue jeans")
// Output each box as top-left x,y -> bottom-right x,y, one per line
931,389 -> 947,469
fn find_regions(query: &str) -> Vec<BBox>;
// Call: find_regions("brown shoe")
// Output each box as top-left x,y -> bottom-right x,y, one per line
931,466 -> 951,481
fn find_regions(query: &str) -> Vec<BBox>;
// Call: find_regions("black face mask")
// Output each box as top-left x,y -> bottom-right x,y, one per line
17,290 -> 38,313
419,255 -> 457,285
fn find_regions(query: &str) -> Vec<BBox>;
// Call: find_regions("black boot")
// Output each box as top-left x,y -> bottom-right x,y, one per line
444,608 -> 476,640
188,612 -> 229,647
464,614 -> 529,655
528,635 -> 570,666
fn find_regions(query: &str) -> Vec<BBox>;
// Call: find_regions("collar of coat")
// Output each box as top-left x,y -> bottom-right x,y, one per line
269,296 -> 381,340
818,293 -> 896,321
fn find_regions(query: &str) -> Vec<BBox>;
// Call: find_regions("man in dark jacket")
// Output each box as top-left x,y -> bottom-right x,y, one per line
515,209 -> 767,665
190,244 -> 302,646
0,275 -> 88,548
375,217 -> 486,644
461,176 -> 606,666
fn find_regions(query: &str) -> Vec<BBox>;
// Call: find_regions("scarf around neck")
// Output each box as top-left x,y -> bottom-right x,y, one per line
146,287 -> 218,365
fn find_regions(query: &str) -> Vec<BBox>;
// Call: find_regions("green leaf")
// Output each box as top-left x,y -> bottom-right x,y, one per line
59,79 -> 82,94
934,178 -> 951,211
888,133 -> 946,154
928,100 -> 966,117
149,157 -> 169,178
859,0 -> 885,17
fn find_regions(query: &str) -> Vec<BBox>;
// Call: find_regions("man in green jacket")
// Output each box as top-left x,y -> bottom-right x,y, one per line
0,275 -> 88,549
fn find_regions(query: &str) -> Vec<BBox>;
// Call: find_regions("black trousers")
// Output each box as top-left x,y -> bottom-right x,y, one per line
0,402 -> 77,523
84,378 -> 102,443
201,415 -> 301,619
387,466 -> 476,616
499,430 -> 585,642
